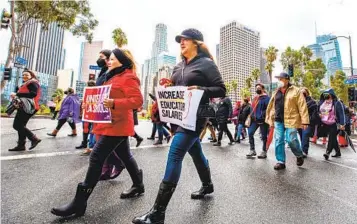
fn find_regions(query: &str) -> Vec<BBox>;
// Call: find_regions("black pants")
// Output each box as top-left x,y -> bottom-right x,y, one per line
13,109 -> 36,142
84,136 -> 140,188
52,111 -> 59,119
56,119 -> 76,130
218,122 -> 234,142
325,123 -> 340,155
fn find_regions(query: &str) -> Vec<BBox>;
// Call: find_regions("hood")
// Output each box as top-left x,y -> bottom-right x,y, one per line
320,88 -> 337,102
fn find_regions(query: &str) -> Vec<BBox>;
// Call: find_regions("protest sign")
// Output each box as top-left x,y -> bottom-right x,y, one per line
155,86 -> 203,131
82,85 -> 112,123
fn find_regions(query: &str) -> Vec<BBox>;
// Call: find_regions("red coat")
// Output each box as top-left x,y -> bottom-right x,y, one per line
92,69 -> 143,137
17,80 -> 41,110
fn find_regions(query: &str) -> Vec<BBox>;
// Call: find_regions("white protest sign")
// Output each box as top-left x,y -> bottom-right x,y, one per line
155,86 -> 204,131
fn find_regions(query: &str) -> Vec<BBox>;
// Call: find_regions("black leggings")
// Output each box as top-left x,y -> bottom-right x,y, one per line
325,123 -> 340,154
56,119 -> 76,130
13,109 -> 36,142
218,122 -> 234,142
84,136 -> 140,188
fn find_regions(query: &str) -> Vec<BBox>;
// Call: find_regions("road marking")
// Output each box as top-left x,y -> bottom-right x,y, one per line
0,141 -> 212,161
325,160 -> 357,171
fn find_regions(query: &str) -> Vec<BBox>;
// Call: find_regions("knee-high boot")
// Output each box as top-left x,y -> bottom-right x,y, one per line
120,157 -> 144,198
132,181 -> 176,224
51,183 -> 93,217
191,161 -> 214,199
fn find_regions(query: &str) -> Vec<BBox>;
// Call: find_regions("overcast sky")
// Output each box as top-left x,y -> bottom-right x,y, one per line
0,0 -> 356,77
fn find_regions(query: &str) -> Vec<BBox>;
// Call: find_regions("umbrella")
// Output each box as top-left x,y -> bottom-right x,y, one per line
149,93 -> 156,101
338,130 -> 356,153
266,127 -> 274,151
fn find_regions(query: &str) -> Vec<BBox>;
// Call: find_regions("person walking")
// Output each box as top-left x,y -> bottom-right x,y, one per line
236,98 -> 251,143
133,109 -> 144,147
52,95 -> 63,120
76,80 -> 96,149
213,96 -> 235,146
51,48 -> 144,217
265,72 -> 309,170
246,84 -> 271,158
8,70 -> 42,151
47,87 -> 80,137
319,89 -> 346,160
298,88 -> 319,157
133,28 -> 226,224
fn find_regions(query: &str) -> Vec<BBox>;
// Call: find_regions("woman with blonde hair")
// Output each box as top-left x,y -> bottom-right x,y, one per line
133,28 -> 226,224
51,48 -> 144,217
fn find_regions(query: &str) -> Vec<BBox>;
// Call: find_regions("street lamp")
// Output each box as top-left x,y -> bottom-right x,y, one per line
330,35 -> 354,76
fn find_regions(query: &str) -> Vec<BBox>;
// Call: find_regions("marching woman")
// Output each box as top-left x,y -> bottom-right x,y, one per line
9,70 -> 41,151
133,28 -> 226,224
47,87 -> 80,137
51,48 -> 144,217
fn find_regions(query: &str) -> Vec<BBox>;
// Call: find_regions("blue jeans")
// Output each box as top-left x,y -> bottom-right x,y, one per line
163,132 -> 208,184
236,124 -> 244,140
248,121 -> 269,151
157,123 -> 170,141
298,126 -> 312,154
88,133 -> 96,148
275,122 -> 303,164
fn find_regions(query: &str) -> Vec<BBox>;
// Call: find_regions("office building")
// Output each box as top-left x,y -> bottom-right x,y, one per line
18,20 -> 65,76
219,21 -> 260,102
150,24 -> 168,75
158,52 -> 176,69
75,80 -> 87,99
78,41 -> 103,82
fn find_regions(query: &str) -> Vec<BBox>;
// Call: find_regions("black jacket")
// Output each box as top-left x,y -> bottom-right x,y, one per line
305,96 -> 319,126
238,103 -> 251,124
171,53 -> 226,135
216,97 -> 232,123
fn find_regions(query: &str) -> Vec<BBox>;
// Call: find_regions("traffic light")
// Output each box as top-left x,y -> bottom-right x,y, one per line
3,67 -> 12,80
1,9 -> 12,30
89,73 -> 95,81
288,64 -> 294,77
348,87 -> 355,102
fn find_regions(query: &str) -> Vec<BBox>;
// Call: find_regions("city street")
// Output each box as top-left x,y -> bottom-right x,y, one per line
1,117 -> 357,224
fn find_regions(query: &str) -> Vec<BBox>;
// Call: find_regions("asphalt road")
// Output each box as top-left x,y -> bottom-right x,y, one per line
1,118 -> 357,224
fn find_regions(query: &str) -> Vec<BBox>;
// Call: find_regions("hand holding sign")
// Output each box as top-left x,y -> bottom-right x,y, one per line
103,98 -> 114,109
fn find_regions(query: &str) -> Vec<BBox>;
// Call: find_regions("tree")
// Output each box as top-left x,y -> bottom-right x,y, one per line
1,0 -> 98,90
330,70 -> 348,103
240,88 -> 251,99
225,82 -> 232,95
52,88 -> 64,98
251,68 -> 260,82
112,28 -> 128,48
230,80 -> 238,99
264,46 -> 279,94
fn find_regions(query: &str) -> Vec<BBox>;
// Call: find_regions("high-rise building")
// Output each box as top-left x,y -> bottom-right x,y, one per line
158,52 -> 176,69
76,80 -> 87,99
60,49 -> 66,69
142,59 -> 151,108
78,41 -> 103,82
260,47 -> 270,84
18,20 -> 65,76
150,24 -> 168,75
216,44 -> 220,67
308,34 -> 343,86
219,21 -> 260,102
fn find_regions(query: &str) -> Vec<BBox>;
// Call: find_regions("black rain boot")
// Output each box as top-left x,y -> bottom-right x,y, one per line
9,141 -> 26,151
132,181 -> 176,224
29,135 -> 41,150
135,135 -> 144,147
76,133 -> 89,149
120,169 -> 145,199
51,183 -> 93,217
191,161 -> 214,199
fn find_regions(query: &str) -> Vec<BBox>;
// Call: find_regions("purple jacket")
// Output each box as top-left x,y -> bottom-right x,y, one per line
58,94 -> 81,123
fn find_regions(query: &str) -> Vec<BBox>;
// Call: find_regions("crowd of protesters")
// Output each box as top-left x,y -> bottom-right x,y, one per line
5,27 -> 356,224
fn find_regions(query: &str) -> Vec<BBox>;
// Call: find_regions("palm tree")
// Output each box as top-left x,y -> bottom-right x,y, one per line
265,46 -> 278,94
251,68 -> 260,82
230,80 -> 238,101
112,28 -> 128,48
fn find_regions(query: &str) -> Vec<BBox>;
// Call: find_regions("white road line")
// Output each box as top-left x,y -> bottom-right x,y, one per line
0,141 -> 212,161
325,160 -> 357,172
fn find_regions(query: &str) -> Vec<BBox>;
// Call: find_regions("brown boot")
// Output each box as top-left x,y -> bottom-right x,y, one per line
68,129 -> 77,137
47,129 -> 59,137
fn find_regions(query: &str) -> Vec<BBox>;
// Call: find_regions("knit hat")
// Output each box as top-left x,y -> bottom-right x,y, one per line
112,48 -> 133,68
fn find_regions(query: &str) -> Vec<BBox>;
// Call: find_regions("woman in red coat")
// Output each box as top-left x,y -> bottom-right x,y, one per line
51,48 -> 144,217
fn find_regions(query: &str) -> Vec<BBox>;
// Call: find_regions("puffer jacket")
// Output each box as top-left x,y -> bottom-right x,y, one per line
266,85 -> 309,128
215,97 -> 232,123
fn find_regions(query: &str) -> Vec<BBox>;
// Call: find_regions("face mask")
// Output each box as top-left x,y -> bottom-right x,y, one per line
277,81 -> 285,88
96,58 -> 106,67
64,91 -> 68,95
256,89 -> 262,95
324,95 -> 331,100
